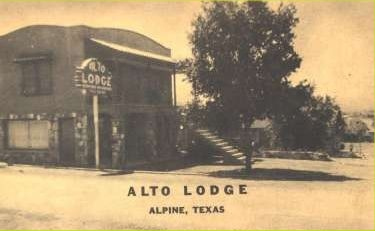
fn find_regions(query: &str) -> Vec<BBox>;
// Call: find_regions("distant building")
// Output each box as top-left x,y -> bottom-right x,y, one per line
249,119 -> 272,147
344,114 -> 374,142
361,117 -> 374,141
0,25 -> 178,169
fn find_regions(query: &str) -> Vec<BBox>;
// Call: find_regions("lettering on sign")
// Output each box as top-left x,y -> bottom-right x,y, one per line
74,58 -> 113,94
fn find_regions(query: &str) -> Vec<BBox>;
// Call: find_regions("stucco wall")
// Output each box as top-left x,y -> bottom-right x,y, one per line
0,26 -> 86,115
0,25 -> 177,169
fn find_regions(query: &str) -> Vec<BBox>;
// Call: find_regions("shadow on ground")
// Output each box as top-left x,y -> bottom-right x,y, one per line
100,169 -> 134,176
208,168 -> 361,182
99,155 -> 209,176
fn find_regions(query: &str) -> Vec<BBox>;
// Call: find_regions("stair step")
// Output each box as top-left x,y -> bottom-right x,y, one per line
196,129 -> 209,133
203,135 -> 217,139
211,138 -> 224,143
222,146 -> 235,150
196,129 -> 251,166
195,130 -> 211,133
226,149 -> 240,153
216,142 -> 229,146
224,149 -> 239,153
231,152 -> 244,157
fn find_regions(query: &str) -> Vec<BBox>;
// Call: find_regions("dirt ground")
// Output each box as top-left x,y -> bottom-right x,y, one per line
0,143 -> 373,230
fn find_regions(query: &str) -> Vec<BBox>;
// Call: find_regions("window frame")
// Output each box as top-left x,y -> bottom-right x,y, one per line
6,119 -> 49,150
14,54 -> 53,96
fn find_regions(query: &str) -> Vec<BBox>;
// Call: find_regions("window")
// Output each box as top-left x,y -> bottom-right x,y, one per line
7,120 -> 49,149
16,57 -> 52,96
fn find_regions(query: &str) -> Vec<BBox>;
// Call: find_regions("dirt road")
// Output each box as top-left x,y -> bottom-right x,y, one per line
0,143 -> 373,230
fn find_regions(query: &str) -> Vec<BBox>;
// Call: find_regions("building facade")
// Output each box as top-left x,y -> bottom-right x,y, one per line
0,25 -> 178,169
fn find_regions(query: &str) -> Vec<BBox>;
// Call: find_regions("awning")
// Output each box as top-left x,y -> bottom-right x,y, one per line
89,38 -> 176,64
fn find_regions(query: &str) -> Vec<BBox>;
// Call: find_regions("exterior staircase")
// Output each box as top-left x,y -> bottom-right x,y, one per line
195,129 -> 246,165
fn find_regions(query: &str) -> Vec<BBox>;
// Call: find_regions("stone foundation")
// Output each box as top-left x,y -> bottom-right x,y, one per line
0,110 -> 178,169
111,118 -> 126,169
256,150 -> 332,161
0,112 -> 86,166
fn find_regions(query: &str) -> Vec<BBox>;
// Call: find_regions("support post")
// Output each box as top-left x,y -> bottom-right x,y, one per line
173,68 -> 177,107
93,94 -> 100,169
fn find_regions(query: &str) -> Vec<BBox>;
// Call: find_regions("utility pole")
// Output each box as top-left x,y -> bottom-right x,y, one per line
173,67 -> 177,107
93,94 -> 100,169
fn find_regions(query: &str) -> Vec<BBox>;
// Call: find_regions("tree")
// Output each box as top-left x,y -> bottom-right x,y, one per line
272,81 -> 346,152
271,81 -> 315,150
330,110 -> 346,152
186,1 -> 301,134
333,110 -> 346,138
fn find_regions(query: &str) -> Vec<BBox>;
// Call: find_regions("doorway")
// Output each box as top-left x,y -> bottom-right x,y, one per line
99,114 -> 112,168
59,118 -> 75,165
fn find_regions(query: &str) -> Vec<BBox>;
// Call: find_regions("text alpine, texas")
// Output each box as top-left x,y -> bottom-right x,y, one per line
148,205 -> 225,215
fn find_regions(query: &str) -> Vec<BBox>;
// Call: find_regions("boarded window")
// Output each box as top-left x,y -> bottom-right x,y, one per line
7,120 -> 49,149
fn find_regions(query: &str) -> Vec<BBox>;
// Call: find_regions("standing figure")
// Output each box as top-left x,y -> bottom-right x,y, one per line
245,139 -> 255,172
349,143 -> 354,153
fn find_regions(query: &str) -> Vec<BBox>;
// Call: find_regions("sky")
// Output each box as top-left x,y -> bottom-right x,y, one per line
0,1 -> 373,113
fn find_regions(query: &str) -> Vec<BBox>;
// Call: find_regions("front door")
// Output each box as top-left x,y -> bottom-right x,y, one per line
99,115 -> 112,168
59,118 -> 75,165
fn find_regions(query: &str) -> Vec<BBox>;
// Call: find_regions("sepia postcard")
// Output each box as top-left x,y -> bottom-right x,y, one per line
0,0 -> 373,230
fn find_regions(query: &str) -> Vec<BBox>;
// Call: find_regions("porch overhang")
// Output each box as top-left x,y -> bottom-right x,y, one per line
89,38 -> 176,64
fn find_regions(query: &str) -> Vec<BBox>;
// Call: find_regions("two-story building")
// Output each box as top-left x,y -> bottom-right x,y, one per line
0,25 -> 178,169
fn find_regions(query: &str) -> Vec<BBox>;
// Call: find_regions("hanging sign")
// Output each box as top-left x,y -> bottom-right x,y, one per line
74,58 -> 112,94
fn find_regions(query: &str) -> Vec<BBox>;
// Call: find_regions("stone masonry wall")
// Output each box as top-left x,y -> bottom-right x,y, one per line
0,112 -> 90,166
111,118 -> 126,169
74,114 -> 89,166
